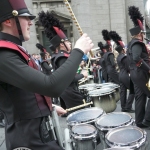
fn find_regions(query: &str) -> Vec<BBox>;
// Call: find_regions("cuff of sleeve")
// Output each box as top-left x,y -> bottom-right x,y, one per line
73,48 -> 84,55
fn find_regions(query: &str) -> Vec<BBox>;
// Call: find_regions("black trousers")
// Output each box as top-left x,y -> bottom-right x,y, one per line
130,69 -> 150,125
5,117 -> 63,150
120,82 -> 134,110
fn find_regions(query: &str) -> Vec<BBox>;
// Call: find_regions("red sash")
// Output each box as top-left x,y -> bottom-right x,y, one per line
0,40 -> 52,111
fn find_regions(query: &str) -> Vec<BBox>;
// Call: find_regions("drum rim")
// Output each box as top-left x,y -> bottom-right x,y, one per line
105,126 -> 147,148
88,88 -> 115,96
95,112 -> 134,131
71,124 -> 97,140
66,107 -> 104,126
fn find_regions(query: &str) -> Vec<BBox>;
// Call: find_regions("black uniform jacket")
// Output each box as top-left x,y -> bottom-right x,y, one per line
0,32 -> 84,149
99,56 -> 108,82
117,53 -> 131,89
103,51 -> 119,84
127,38 -> 150,96
51,50 -> 84,109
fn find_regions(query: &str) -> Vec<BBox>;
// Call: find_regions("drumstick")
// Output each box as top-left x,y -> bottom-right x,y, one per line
78,78 -> 88,85
63,0 -> 93,57
66,100 -> 93,112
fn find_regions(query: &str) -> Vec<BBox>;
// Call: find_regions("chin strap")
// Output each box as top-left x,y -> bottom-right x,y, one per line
62,41 -> 69,52
14,16 -> 24,42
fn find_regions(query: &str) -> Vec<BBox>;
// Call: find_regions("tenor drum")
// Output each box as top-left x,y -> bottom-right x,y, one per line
101,83 -> 120,102
66,107 -> 105,129
71,124 -> 97,150
105,126 -> 147,150
95,112 -> 135,149
78,84 -> 98,100
88,88 -> 116,113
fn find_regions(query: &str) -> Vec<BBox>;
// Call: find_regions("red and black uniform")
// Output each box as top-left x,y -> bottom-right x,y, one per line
0,32 -> 84,150
117,53 -> 134,111
103,51 -> 119,84
51,50 -> 84,112
99,56 -> 108,82
127,38 -> 150,127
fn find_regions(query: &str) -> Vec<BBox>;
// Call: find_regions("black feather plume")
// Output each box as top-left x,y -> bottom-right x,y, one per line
128,6 -> 144,26
38,11 -> 65,40
102,30 -> 111,41
109,31 -> 122,46
98,42 -> 104,50
36,43 -> 44,50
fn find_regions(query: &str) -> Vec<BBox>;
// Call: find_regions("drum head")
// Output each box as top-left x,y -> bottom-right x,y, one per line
105,126 -> 146,148
89,88 -> 114,96
101,82 -> 120,89
71,124 -> 97,140
96,112 -> 133,130
67,107 -> 104,126
79,84 -> 97,89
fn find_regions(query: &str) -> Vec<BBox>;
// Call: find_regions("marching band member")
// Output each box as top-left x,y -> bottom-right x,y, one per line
102,29 -> 120,84
0,0 -> 93,149
127,6 -> 150,128
109,31 -> 135,113
39,11 -> 88,113
98,42 -> 108,82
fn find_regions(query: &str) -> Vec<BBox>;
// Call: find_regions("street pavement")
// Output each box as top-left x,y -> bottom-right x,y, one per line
1,100 -> 150,150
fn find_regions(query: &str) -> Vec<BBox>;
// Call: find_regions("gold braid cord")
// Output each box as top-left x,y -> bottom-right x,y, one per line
64,0 -> 93,57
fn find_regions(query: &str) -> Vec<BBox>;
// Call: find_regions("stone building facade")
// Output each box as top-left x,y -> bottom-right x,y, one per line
25,0 -> 150,54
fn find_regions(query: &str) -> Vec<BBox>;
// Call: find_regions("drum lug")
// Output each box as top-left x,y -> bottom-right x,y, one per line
92,138 -> 97,150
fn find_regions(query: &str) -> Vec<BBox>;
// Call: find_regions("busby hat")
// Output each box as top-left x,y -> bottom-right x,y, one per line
38,11 -> 68,51
109,31 -> 125,53
0,0 -> 35,23
98,42 -> 104,56
102,29 -> 111,50
128,6 -> 145,36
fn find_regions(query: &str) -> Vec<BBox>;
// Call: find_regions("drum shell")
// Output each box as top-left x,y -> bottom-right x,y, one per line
105,126 -> 147,150
71,124 -> 97,150
89,88 -> 117,113
100,83 -> 120,102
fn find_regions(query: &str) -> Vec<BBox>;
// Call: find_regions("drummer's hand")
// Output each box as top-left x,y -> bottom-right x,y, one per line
82,70 -> 88,78
74,33 -> 94,54
53,104 -> 67,116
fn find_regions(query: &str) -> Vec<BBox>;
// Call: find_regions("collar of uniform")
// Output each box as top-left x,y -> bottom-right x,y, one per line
0,32 -> 22,46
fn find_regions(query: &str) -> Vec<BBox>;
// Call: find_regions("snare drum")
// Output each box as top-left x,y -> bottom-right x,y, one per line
95,112 -> 135,149
71,124 -> 97,150
105,126 -> 147,150
66,107 -> 105,129
101,83 -> 120,102
88,88 -> 117,113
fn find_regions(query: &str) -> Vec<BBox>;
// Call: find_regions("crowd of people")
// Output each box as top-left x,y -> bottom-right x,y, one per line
0,0 -> 150,149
